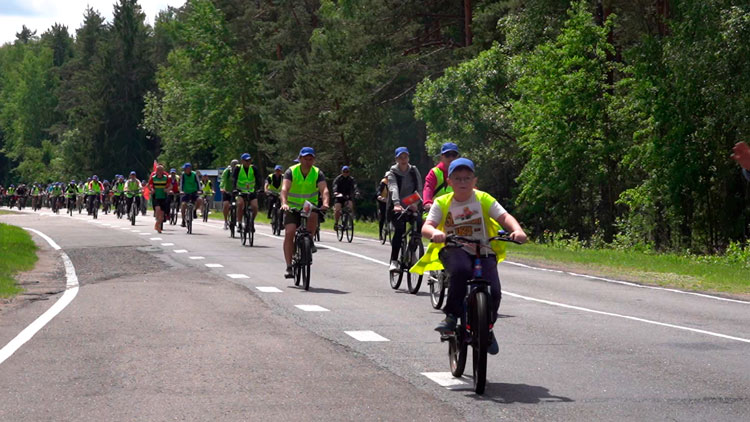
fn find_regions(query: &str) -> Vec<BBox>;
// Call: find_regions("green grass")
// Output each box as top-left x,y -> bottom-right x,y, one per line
0,223 -> 38,298
207,208 -> 749,295
504,242 -> 750,295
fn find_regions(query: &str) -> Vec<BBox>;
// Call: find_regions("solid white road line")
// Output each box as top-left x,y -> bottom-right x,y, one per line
345,331 -> 390,342
504,292 -> 750,344
295,304 -> 329,312
503,261 -> 750,305
227,274 -> 249,279
257,287 -> 283,293
0,229 -> 79,365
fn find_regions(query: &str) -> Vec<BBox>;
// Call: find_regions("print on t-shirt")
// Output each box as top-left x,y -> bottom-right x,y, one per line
445,200 -> 484,238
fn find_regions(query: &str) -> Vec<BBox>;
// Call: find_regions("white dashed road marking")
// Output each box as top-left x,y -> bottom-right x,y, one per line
161,243 -> 174,246
295,305 -> 329,312
421,372 -> 469,389
205,264 -> 223,268
150,237 -> 162,240
227,274 -> 249,279
174,249 -> 188,254
257,287 -> 283,293
189,256 -> 205,260
345,331 -> 390,342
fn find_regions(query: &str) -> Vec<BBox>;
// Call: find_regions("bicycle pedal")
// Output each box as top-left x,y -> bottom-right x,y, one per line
440,333 -> 454,342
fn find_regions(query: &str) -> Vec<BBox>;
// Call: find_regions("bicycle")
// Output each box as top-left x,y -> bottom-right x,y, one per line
237,192 -> 255,246
440,231 -> 521,395
90,195 -> 100,219
289,202 -> 320,291
102,193 -> 111,215
168,194 -> 179,225
184,196 -> 195,234
201,194 -> 211,222
127,193 -> 140,226
115,196 -> 125,219
334,194 -> 355,243
389,209 -> 425,294
228,196 -> 237,238
268,192 -> 283,236
67,196 -> 75,216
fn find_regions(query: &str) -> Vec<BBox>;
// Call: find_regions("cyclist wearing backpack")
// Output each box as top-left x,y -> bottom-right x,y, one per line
387,147 -> 423,272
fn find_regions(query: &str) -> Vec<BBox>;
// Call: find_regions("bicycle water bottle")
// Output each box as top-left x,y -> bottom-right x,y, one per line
473,258 -> 482,278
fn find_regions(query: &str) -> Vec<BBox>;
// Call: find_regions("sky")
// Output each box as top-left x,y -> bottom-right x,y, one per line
0,0 -> 186,46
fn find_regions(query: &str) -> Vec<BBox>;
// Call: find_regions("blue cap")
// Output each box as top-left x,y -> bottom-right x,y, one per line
170,168 -> 176,173
293,158 -> 300,163
103,180 -> 109,183
130,171 -> 136,176
448,158 -> 475,176
71,180 -> 76,183
342,166 -> 350,172
92,175 -> 98,180
299,147 -> 315,157
183,163 -> 192,169
241,153 -> 251,161
274,165 -> 283,171
395,147 -> 409,157
441,142 -> 459,154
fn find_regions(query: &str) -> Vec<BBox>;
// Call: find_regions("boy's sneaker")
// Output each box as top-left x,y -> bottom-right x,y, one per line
435,315 -> 457,333
389,260 -> 399,272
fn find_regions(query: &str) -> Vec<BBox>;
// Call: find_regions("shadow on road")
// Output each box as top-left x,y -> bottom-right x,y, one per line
301,287 -> 350,295
473,382 -> 573,404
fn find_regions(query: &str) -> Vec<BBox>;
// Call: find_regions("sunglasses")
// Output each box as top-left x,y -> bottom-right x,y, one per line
443,152 -> 459,158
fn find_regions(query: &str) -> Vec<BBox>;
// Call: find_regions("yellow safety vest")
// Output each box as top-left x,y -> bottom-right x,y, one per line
432,166 -> 453,199
287,164 -> 319,209
237,166 -> 256,193
410,190 -> 506,275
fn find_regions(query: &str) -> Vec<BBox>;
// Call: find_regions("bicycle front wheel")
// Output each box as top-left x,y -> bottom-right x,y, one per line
302,236 -> 312,290
345,213 -> 354,243
407,240 -> 424,294
472,291 -> 490,395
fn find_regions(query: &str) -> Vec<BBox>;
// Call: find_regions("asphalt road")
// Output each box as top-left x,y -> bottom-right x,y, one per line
1,209 -> 749,421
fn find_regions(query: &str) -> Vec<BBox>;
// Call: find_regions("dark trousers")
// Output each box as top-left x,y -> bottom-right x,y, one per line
440,248 -> 502,324
389,211 -> 422,261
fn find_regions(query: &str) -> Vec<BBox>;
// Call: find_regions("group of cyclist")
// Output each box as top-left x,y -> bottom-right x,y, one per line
4,142 -> 529,353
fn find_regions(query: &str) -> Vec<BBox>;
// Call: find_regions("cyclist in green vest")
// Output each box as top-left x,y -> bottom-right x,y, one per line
179,163 -> 203,227
423,142 -> 460,212
232,153 -> 261,234
264,165 -> 283,218
281,147 -> 330,279
87,175 -> 104,214
112,175 -> 125,213
412,158 -> 527,354
124,171 -> 142,215
200,173 -> 213,218
65,180 -> 79,210
220,159 -> 239,230
50,183 -> 63,210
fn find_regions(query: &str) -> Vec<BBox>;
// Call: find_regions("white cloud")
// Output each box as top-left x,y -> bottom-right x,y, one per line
0,0 -> 185,46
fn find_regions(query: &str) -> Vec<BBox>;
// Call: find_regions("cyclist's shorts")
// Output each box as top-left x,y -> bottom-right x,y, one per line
181,192 -> 199,203
153,198 -> 168,210
221,192 -> 233,202
334,195 -> 351,206
283,210 -> 302,227
238,191 -> 257,201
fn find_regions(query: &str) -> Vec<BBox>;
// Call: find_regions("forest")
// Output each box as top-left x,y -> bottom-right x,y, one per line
0,0 -> 749,254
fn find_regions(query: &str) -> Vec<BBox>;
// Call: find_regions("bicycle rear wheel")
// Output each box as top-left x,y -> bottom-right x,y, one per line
187,205 -> 193,234
203,201 -> 208,222
449,326 -> 468,377
345,213 -> 354,243
336,217 -> 344,241
248,213 -> 255,247
429,271 -> 446,309
472,291 -> 490,395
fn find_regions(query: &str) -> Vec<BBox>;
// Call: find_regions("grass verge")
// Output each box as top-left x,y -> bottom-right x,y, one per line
207,209 -> 749,296
0,223 -> 38,298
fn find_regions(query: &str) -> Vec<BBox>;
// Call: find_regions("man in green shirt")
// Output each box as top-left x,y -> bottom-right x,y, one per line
149,165 -> 170,233
179,163 -> 203,227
